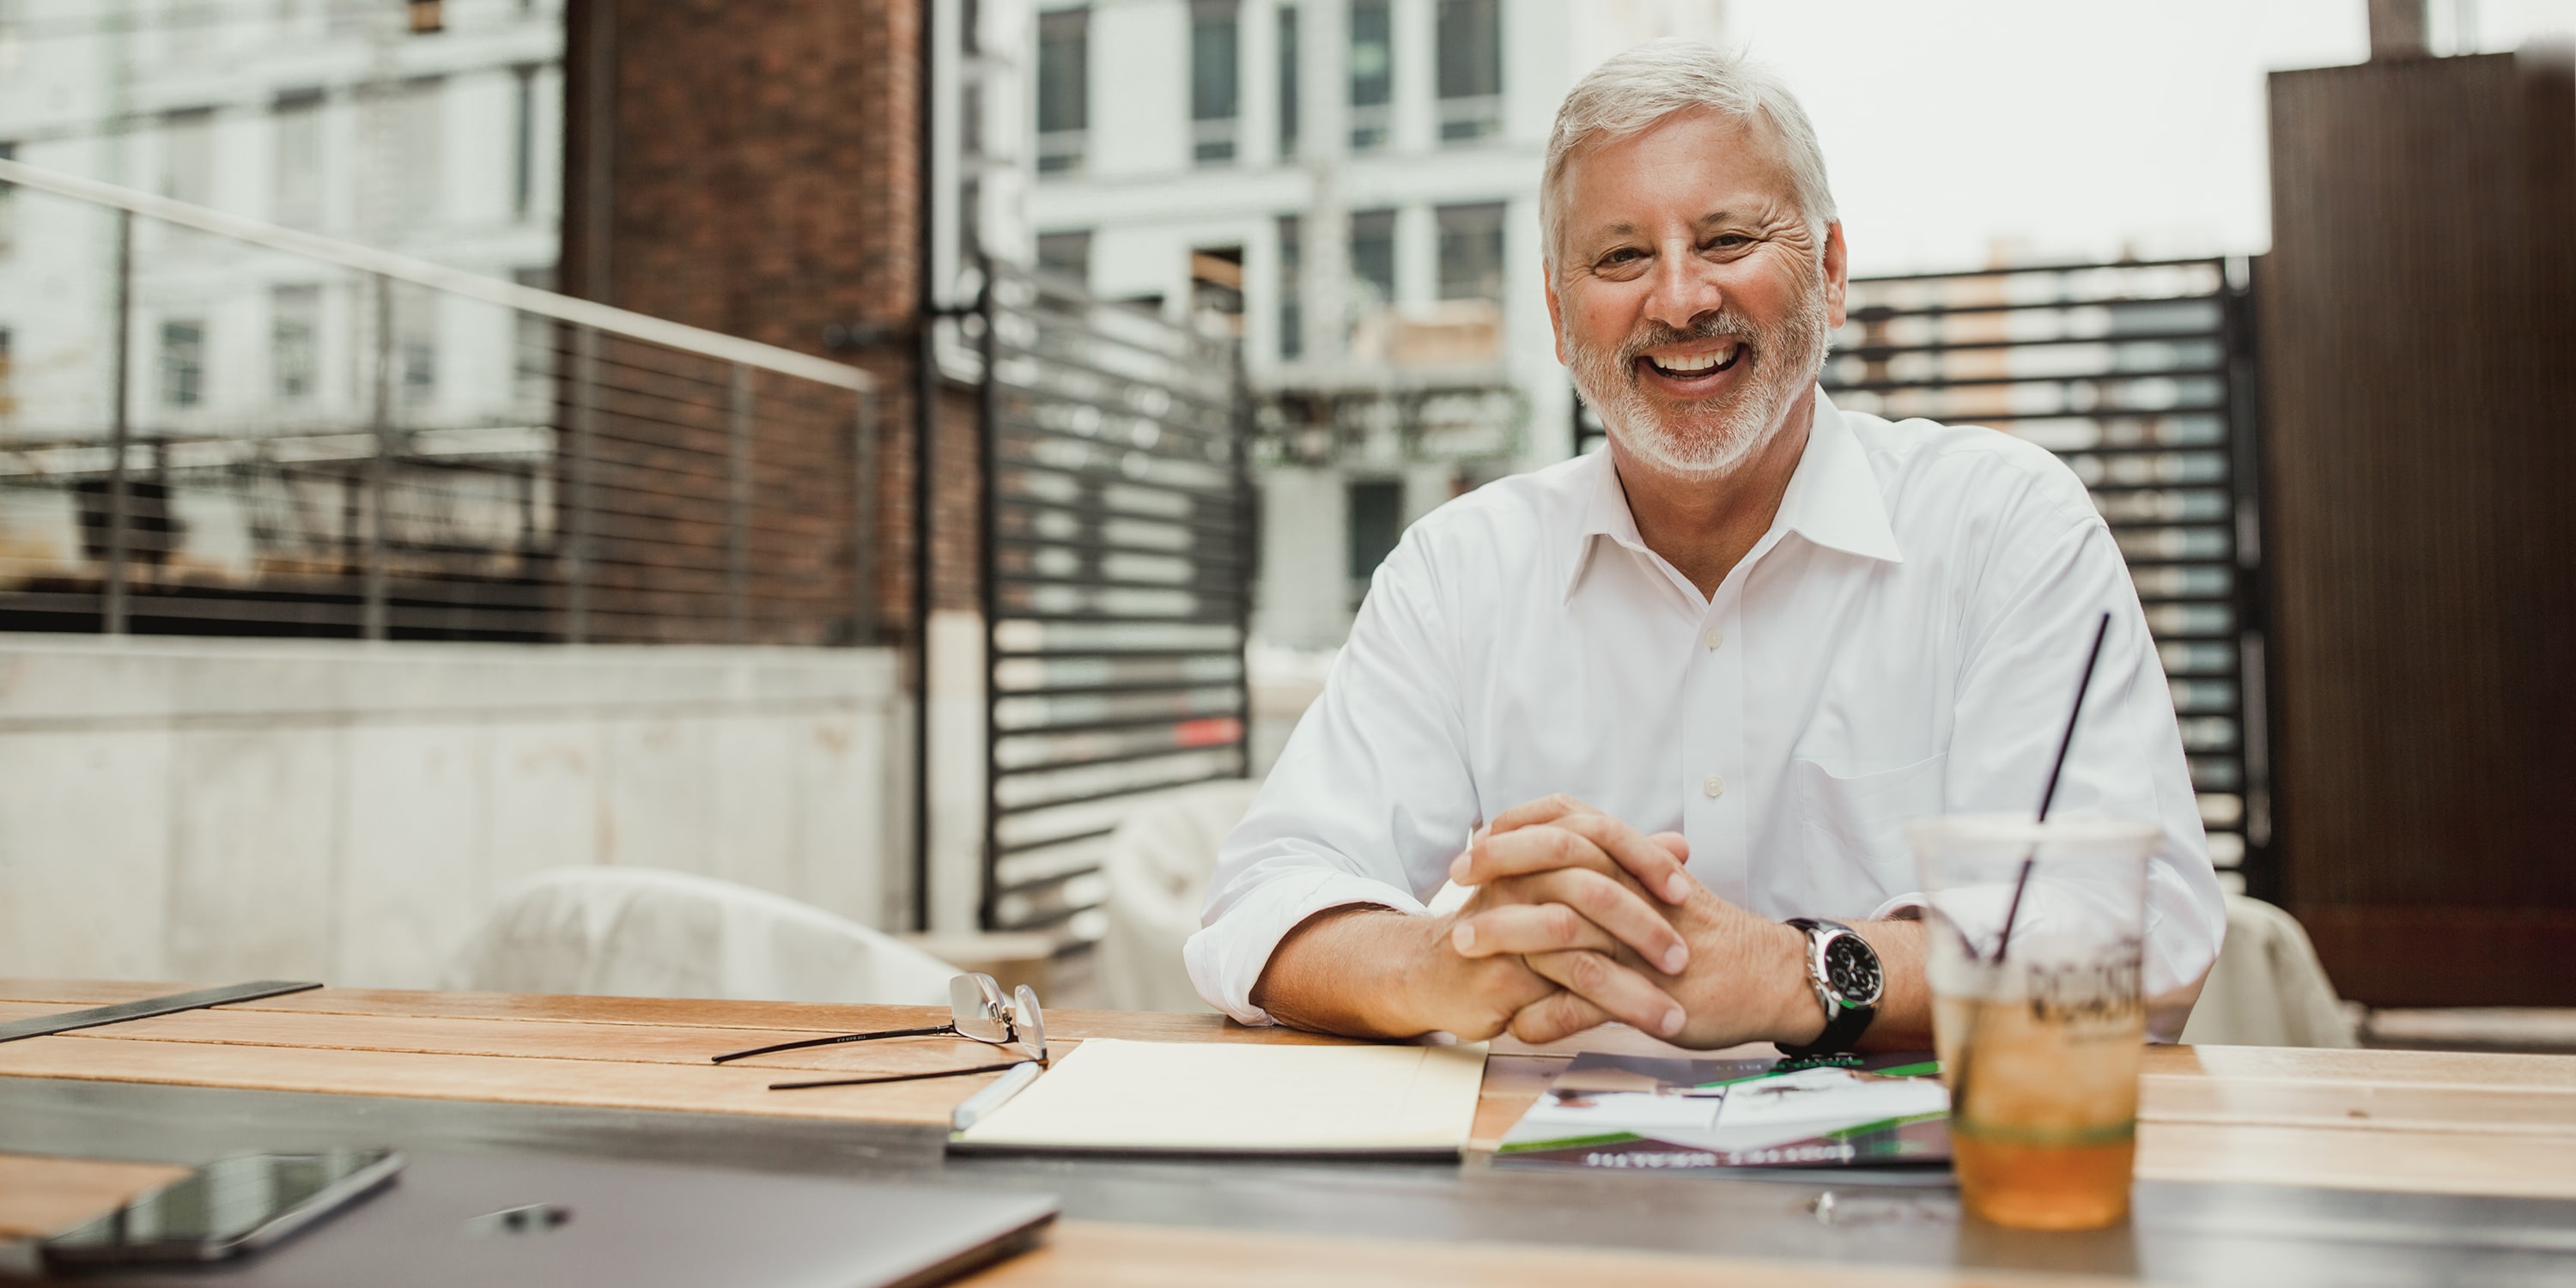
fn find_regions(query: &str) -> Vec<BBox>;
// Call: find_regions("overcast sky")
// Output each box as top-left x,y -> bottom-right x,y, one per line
1725,0 -> 2576,275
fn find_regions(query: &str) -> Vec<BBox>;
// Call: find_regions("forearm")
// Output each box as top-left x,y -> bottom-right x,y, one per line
1249,905 -> 1442,1040
1666,911 -> 1931,1052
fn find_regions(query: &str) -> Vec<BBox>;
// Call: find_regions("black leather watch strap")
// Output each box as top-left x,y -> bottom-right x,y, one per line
1777,917 -> 1880,1059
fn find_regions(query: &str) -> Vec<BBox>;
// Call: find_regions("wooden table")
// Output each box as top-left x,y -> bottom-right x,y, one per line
6,979 -> 2576,1286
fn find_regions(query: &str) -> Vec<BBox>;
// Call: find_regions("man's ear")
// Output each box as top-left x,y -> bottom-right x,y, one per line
1543,263 -> 1568,367
1822,221 -> 1850,331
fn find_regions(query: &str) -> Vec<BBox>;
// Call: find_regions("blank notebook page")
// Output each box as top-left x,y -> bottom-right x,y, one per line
951,1038 -> 1488,1154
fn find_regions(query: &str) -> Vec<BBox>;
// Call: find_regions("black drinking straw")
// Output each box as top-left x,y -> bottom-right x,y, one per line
1990,611 -> 2114,964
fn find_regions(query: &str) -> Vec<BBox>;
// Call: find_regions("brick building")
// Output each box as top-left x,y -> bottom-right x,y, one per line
561,0 -> 982,643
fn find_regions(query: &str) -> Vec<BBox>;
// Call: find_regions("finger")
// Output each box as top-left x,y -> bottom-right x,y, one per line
1449,902 -> 1622,959
1484,793 -> 1606,835
1550,813 -> 1696,905
1525,950 -> 1686,1039
1522,868 -> 1690,974
1649,831 -> 1689,861
1457,816 -> 1695,908
1454,820 -> 1617,886
1506,990 -> 1615,1046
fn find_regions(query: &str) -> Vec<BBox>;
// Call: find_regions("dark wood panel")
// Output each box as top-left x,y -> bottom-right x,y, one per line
2297,907 -> 2576,1008
2259,52 -> 2576,1004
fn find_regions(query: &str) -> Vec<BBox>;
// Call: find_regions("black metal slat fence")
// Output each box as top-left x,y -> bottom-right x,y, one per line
977,267 -> 1255,939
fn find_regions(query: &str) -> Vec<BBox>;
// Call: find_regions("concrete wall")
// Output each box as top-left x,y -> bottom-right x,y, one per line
0,636 -> 908,990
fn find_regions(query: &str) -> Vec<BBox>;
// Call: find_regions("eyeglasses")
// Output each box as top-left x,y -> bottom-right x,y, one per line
708,974 -> 1048,1091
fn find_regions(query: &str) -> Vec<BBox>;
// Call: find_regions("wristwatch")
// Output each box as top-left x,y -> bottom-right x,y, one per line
1777,918 -> 1883,1058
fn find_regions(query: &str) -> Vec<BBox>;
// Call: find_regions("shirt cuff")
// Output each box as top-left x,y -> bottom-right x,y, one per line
1864,892 -> 1930,921
1185,870 -> 1429,1025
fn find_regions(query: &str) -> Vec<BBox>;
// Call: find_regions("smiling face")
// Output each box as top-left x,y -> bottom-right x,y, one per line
1546,107 -> 1849,482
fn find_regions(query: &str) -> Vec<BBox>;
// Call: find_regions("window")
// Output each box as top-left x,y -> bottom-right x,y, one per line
510,65 -> 538,219
163,110 -> 215,207
271,285 -> 319,402
1191,246 -> 1244,336
1036,8 -> 1089,174
396,289 -> 437,407
1348,208 -> 1396,313
272,91 -> 323,228
1347,478 -> 1403,605
1036,230 -> 1092,285
512,268 -> 556,411
1276,4 -> 1298,157
1190,1 -> 1240,164
161,320 -> 205,408
396,78 -> 444,227
1437,202 -> 1505,301
0,142 -> 15,257
1347,0 -> 1391,150
1276,215 -> 1302,361
1435,0 -> 1502,143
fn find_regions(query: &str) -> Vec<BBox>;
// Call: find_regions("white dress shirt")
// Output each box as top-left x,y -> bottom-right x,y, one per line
1188,390 -> 2226,1039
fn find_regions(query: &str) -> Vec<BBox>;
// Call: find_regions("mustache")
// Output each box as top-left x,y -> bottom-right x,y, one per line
1615,313 -> 1763,371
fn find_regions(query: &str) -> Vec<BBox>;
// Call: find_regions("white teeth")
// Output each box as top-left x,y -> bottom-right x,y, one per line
1650,345 -> 1738,374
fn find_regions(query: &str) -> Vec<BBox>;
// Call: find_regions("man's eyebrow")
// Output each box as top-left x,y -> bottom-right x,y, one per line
1581,212 -> 1746,245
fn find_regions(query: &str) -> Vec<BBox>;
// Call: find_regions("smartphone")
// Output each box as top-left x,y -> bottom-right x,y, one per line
40,1149 -> 404,1268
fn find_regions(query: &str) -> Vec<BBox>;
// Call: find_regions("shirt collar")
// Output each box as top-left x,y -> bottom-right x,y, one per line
1562,388 -> 1904,605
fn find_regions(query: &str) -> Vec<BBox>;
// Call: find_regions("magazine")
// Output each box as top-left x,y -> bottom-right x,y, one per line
1493,1050 -> 1950,1173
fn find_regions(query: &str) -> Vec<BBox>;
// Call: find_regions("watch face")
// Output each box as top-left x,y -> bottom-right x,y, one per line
1822,934 -> 1884,1006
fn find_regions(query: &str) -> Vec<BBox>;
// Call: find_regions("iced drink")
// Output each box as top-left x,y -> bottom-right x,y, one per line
1910,813 -> 2160,1230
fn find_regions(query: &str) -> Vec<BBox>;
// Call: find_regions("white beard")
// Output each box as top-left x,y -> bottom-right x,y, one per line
1565,259 -> 1832,483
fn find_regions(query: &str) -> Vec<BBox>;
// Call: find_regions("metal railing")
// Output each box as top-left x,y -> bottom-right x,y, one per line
0,157 -> 878,645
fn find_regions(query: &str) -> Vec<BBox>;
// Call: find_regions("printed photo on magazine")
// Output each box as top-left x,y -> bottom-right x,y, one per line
1494,1050 -> 1951,1173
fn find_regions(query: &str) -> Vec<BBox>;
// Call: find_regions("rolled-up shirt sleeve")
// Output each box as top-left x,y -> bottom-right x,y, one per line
1185,531 -> 1480,1024
1930,510 -> 2228,1041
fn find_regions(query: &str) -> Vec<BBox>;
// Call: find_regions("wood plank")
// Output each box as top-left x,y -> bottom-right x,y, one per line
973,1219 -> 2144,1288
2145,1042 -> 2576,1091
15,1006 -> 1029,1075
0,981 -> 191,1007
0,1155 -> 191,1241
0,981 -> 1353,1045
2137,1121 -> 2576,1200
2139,1072 -> 2576,1136
0,1036 -> 980,1127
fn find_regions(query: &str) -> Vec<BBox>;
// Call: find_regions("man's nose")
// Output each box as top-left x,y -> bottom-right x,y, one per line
1641,248 -> 1725,332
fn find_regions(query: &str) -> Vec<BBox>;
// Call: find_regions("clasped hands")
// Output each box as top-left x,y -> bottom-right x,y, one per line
1413,795 -> 1819,1048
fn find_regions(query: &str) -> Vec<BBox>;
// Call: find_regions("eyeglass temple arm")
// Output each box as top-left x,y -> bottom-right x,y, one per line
709,1024 -> 958,1065
765,1058 -> 1038,1091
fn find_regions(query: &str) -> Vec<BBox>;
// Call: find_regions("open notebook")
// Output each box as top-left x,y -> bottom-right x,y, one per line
948,1038 -> 1487,1157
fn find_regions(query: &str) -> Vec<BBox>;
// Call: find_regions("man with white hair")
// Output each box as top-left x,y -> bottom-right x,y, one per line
1188,41 -> 2225,1052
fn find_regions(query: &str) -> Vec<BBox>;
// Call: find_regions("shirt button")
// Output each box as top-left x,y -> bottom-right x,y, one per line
1703,628 -> 1724,650
1702,775 -> 1726,799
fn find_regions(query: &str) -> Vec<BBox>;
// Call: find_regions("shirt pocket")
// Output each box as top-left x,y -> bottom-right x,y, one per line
1788,752 -> 1950,909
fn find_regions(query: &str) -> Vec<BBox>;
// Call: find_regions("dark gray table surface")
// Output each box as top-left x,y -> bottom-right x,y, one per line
5,1074 -> 2572,1286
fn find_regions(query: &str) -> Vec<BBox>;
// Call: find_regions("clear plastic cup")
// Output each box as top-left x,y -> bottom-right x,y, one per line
1909,811 -> 2159,1230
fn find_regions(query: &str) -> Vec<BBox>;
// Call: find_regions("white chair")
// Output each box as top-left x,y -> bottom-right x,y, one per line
2178,893 -> 2358,1048
442,866 -> 958,1005
1095,780 -> 1266,1012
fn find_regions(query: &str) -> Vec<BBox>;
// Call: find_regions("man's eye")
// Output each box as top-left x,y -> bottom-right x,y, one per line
1599,248 -> 1643,266
1705,234 -> 1751,251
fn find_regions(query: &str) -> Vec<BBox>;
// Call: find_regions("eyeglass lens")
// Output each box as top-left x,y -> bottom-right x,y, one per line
1012,984 -> 1045,1063
951,974 -> 1012,1044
